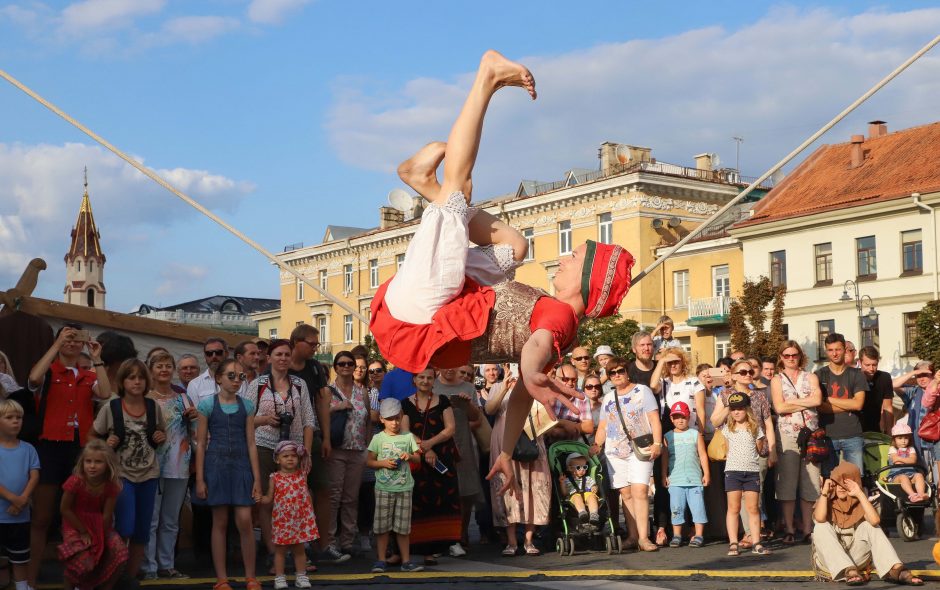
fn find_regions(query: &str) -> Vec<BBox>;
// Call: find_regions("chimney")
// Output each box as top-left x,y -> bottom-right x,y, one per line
598,142 -> 652,172
849,135 -> 865,168
379,206 -> 404,229
693,153 -> 713,172
867,120 -> 887,139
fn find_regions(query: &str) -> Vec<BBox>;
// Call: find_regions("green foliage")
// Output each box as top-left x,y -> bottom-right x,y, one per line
363,334 -> 385,364
577,315 -> 641,360
728,276 -> 787,358
913,300 -> 940,366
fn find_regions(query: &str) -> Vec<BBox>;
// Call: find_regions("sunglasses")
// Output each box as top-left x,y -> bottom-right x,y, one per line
781,353 -> 800,359
205,349 -> 225,357
369,368 -> 385,374
572,464 -> 589,472
572,356 -> 591,362
736,369 -> 755,376
225,372 -> 247,382
608,368 -> 627,376
583,384 -> 600,390
335,361 -> 356,368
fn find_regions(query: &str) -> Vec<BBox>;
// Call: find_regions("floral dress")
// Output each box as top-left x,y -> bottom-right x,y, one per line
58,475 -> 128,589
270,470 -> 319,545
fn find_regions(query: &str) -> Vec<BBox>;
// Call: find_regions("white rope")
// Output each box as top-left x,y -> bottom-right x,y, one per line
0,68 -> 370,326
632,33 -> 940,284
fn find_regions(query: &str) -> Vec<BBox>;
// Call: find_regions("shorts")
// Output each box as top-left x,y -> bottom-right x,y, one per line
568,491 -> 599,505
889,467 -> 917,481
35,439 -> 81,485
669,486 -> 707,525
605,453 -> 653,489
0,522 -> 30,564
724,470 -> 760,493
373,489 -> 412,535
308,436 -> 328,492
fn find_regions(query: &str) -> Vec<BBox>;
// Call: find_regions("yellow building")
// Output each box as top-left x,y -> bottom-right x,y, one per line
275,143 -> 768,360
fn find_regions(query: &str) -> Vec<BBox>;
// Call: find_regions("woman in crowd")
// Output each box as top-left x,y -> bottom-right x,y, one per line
770,341 -> 822,545
893,361 -> 937,456
353,356 -> 370,390
402,368 -> 460,564
812,462 -> 923,586
696,363 -> 726,539
486,373 -> 551,556
144,351 -> 197,579
651,348 -> 706,432
594,357 -> 662,552
247,339 -> 315,564
326,351 -> 371,557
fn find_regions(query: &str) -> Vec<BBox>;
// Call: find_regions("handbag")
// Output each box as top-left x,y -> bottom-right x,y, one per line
707,428 -> 727,461
918,410 -> 940,443
328,386 -> 349,448
614,388 -> 652,462
511,414 -> 540,463
783,373 -> 831,463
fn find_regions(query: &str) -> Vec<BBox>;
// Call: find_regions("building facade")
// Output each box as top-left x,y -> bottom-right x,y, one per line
133,296 -> 280,336
64,170 -> 106,308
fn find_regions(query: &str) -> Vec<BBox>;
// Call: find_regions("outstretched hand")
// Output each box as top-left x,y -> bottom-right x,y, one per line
486,452 -> 521,498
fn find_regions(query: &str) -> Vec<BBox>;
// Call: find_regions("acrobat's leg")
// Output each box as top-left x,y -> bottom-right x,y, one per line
398,141 -> 446,203
436,50 -> 535,206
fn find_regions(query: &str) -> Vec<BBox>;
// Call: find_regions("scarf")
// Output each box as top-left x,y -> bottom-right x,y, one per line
829,461 -> 865,530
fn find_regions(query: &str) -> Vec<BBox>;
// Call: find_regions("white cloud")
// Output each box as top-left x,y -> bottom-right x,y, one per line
156,262 -> 208,296
59,0 -> 165,34
246,0 -> 311,25
0,141 -> 255,292
156,15 -> 240,45
326,7 -> 940,199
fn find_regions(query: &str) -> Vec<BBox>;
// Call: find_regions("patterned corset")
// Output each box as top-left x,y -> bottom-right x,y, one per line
470,281 -> 545,364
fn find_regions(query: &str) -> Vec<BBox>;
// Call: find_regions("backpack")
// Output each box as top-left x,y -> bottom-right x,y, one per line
110,397 -> 159,449
253,374 -> 302,416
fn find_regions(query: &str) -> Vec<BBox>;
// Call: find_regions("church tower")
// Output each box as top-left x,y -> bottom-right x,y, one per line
64,168 -> 106,308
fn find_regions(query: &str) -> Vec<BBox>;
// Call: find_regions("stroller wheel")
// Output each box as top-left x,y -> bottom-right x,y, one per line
605,536 -> 614,555
568,537 -> 576,556
897,513 -> 920,542
555,537 -> 565,556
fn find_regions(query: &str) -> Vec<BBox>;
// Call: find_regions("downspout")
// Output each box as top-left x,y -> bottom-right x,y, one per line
912,193 -> 939,301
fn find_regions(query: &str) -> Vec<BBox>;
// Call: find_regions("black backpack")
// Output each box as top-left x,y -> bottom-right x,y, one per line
110,397 -> 159,449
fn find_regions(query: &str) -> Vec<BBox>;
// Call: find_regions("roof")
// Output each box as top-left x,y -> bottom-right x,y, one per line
736,121 -> 940,228
322,225 -> 369,242
65,180 -> 105,262
134,295 -> 280,316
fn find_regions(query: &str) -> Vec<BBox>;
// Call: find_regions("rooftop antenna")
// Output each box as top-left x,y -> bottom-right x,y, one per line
732,136 -> 744,172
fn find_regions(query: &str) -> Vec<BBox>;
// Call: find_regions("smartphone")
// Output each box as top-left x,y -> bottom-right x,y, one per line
433,459 -> 449,475
71,329 -> 91,343
508,363 -> 519,380
707,367 -> 725,378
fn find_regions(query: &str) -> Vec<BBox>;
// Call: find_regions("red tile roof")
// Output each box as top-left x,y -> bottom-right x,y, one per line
736,121 -> 940,228
65,189 -> 105,262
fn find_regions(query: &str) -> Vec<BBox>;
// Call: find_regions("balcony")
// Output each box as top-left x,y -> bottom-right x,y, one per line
687,295 -> 733,326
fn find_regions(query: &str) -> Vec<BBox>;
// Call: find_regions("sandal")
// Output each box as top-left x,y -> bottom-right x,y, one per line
501,545 -> 518,557
524,543 -> 541,556
727,542 -> 739,556
689,536 -> 704,548
781,532 -> 795,545
638,541 -> 659,552
752,543 -> 772,555
800,533 -> 812,544
668,535 -> 682,548
213,581 -> 233,590
738,535 -> 754,550
883,565 -> 924,586
844,568 -> 866,586
246,578 -> 262,590
621,537 -> 639,551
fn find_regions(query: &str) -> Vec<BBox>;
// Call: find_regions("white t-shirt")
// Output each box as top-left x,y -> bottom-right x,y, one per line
663,378 -> 705,427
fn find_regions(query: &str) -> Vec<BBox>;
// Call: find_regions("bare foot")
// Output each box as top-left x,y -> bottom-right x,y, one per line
397,141 -> 446,203
480,50 -> 536,100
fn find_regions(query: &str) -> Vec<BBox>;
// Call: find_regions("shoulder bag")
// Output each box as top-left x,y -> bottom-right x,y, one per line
511,414 -> 540,463
328,385 -> 349,448
707,428 -> 727,461
783,372 -> 831,462
614,388 -> 653,461
918,385 -> 940,442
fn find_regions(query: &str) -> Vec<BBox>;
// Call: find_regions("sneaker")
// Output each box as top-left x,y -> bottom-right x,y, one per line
273,576 -> 288,590
371,561 -> 387,574
589,512 -> 600,525
321,545 -> 351,563
360,534 -> 372,553
157,569 -> 189,579
142,571 -> 158,581
401,561 -> 424,572
448,543 -> 467,557
295,574 -> 312,589
578,510 -> 589,524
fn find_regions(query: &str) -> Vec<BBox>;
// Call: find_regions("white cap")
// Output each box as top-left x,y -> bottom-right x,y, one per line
379,398 -> 402,419
594,345 -> 614,358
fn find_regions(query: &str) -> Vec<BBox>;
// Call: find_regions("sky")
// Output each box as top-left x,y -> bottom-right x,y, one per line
1,0 -> 939,312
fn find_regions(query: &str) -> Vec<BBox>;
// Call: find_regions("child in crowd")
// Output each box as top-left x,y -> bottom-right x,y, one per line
721,393 -> 769,556
0,400 -> 39,590
366,398 -> 423,574
92,359 -> 167,579
888,423 -> 927,502
661,401 -> 709,548
261,441 -> 318,590
194,360 -> 262,590
560,452 -> 599,527
652,315 -> 682,358
59,439 -> 127,590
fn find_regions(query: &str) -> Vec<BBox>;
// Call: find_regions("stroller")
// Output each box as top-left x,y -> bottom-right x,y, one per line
862,431 -> 935,541
547,440 -> 622,556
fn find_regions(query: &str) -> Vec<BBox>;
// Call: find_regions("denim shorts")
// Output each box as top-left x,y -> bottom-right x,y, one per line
669,485 -> 707,525
724,470 -> 760,493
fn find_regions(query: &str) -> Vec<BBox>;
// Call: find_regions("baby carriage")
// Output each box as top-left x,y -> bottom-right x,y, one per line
862,431 -> 935,541
547,440 -> 621,556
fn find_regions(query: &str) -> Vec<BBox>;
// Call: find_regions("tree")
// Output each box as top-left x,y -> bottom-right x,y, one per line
728,276 -> 787,358
913,300 -> 940,367
577,315 -> 641,360
363,334 -> 385,364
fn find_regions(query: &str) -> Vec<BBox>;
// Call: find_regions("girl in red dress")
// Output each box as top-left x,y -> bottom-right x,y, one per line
261,440 -> 318,590
58,439 -> 128,590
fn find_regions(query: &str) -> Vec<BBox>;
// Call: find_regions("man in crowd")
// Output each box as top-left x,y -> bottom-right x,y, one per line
570,346 -> 593,389
730,350 -> 746,362
255,338 -> 271,374
628,332 -> 655,387
815,333 -> 868,471
550,364 -> 592,441
760,356 -> 776,386
176,353 -> 200,391
186,337 -> 228,404
858,346 -> 895,433
845,341 -> 859,368
234,340 -> 262,384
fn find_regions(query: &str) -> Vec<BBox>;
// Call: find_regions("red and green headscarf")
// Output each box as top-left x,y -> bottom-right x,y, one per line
580,240 -> 634,318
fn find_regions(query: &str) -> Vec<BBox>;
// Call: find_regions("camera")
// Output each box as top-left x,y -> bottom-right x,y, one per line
278,412 -> 294,441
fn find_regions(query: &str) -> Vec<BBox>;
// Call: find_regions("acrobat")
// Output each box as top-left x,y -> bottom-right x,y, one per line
369,50 -> 635,493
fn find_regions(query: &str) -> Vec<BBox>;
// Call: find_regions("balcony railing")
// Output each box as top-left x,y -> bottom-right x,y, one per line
687,295 -> 734,326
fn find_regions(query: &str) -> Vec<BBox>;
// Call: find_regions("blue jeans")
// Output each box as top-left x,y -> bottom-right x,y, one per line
669,485 -> 707,525
826,436 -> 864,475
144,477 -> 189,573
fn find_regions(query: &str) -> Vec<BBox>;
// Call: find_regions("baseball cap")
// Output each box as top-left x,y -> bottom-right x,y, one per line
379,397 -> 402,419
565,452 -> 585,467
727,392 -> 751,409
669,401 -> 691,418
594,345 -> 614,358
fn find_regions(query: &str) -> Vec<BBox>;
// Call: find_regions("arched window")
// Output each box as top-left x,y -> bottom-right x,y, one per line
221,301 -> 240,314
86,288 -> 95,307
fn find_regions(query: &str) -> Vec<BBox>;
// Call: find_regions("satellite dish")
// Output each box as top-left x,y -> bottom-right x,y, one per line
387,188 -> 413,212
710,153 -> 721,170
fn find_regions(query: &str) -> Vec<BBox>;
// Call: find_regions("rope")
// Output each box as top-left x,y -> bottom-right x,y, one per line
0,68 -> 370,326
632,33 -> 940,284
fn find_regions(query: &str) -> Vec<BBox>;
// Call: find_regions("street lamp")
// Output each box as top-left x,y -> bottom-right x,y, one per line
839,280 -> 879,345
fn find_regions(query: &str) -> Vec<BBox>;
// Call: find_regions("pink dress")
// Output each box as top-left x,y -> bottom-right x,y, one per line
58,475 -> 127,589
271,471 -> 319,545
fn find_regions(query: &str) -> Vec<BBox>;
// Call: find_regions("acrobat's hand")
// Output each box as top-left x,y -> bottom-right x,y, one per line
486,451 -> 521,498
522,372 -> 583,422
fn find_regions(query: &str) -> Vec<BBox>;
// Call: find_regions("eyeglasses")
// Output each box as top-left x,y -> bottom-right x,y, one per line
916,373 -> 933,378
205,349 -> 225,357
572,464 -> 589,472
583,384 -> 600,390
608,368 -> 627,376
225,372 -> 247,381
781,353 -> 800,359
572,356 -> 591,362
369,368 -> 385,374
303,340 -> 320,349
735,369 -> 755,376
846,348 -> 856,353
335,361 -> 355,368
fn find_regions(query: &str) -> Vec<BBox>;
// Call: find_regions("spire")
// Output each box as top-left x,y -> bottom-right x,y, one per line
66,168 -> 105,262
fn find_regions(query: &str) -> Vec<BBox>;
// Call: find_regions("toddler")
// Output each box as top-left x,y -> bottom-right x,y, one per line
888,423 -> 927,502
560,452 -> 599,526
0,400 -> 40,590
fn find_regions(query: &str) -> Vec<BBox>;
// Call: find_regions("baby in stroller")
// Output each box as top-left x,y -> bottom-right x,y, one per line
560,452 -> 600,527
888,423 -> 928,503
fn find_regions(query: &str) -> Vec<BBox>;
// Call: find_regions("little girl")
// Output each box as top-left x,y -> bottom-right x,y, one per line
58,439 -> 128,590
195,360 -> 262,590
662,401 -> 709,548
560,453 -> 599,526
721,392 -> 769,556
888,423 -> 927,502
261,441 -> 318,590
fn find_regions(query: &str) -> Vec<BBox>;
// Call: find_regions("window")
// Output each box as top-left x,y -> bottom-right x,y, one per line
343,264 -> 353,293
712,265 -> 730,298
396,254 -> 405,270
343,314 -> 353,343
88,260 -> 94,273
598,213 -> 612,244
86,288 -> 95,307
558,220 -> 572,255
369,259 -> 379,289
904,312 -> 919,355
296,278 -> 304,301
319,269 -> 327,290
523,228 -> 535,261
816,320 -> 835,360
770,251 -> 787,288
317,315 -> 327,342
268,328 -> 278,339
856,236 -> 877,279
673,270 -> 689,308
76,260 -> 81,272
295,321 -> 304,327
902,230 -> 923,274
714,332 -> 731,363
814,242 -> 832,285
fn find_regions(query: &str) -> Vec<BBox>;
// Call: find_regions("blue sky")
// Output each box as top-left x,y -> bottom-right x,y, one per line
1,0 -> 939,311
